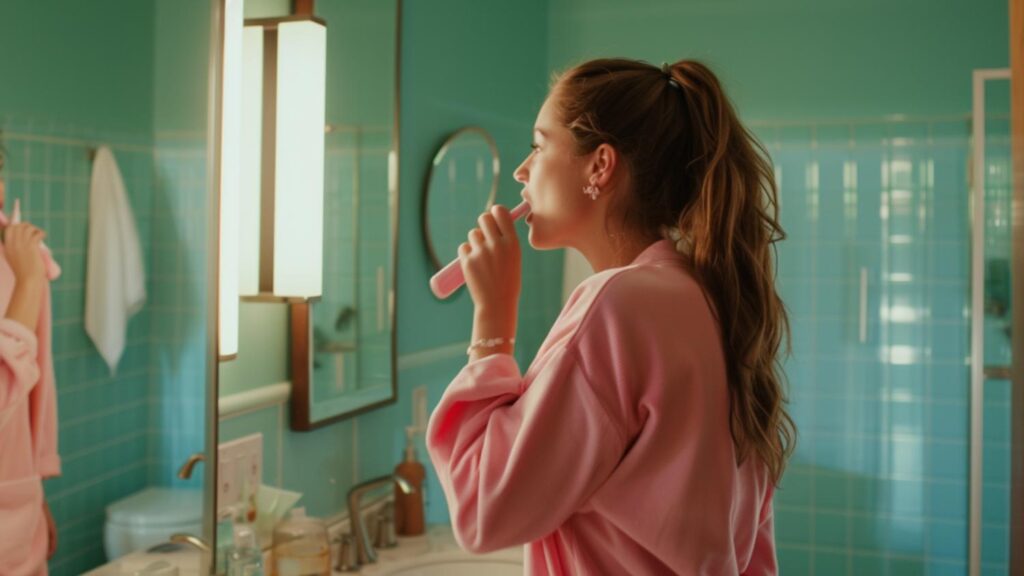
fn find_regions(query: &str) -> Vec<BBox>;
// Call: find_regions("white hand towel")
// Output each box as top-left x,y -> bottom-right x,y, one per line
85,146 -> 146,376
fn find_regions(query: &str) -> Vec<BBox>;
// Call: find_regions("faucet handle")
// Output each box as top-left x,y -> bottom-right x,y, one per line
335,533 -> 359,572
373,503 -> 398,549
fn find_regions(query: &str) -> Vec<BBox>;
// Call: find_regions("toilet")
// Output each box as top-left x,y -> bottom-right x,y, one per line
103,487 -> 203,560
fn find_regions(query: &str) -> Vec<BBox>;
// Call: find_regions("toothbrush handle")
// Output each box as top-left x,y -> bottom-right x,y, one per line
429,201 -> 530,300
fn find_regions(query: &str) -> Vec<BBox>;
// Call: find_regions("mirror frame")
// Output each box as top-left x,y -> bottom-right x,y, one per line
421,126 -> 501,272
205,0 -> 225,568
289,0 -> 402,431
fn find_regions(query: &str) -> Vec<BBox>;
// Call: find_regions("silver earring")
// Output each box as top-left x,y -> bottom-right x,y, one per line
583,178 -> 600,200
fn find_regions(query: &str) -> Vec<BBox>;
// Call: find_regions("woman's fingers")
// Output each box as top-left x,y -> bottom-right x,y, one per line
467,227 -> 485,250
491,205 -> 516,238
478,211 -> 501,242
6,224 -> 43,246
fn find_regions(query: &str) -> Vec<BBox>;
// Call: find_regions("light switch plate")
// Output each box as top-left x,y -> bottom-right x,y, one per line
218,433 -> 263,517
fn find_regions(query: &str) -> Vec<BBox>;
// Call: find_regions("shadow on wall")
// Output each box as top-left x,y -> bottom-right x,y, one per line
150,142 -> 208,488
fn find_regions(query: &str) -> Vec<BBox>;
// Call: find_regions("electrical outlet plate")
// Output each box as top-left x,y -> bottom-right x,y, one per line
217,433 -> 263,517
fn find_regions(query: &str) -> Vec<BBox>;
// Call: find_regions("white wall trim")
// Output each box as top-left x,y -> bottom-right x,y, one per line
218,381 -> 291,420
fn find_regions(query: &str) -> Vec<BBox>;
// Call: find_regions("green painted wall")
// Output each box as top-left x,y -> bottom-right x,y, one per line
0,0 -> 154,134
153,0 -> 212,135
548,0 -> 1008,121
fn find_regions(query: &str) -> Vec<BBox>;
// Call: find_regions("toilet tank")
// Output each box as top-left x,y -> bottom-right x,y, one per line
104,488 -> 203,560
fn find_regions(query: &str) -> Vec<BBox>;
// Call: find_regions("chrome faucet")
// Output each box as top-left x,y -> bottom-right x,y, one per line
346,474 -> 414,567
170,533 -> 211,553
177,452 -> 205,480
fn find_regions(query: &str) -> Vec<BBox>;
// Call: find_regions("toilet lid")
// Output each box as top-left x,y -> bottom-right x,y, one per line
106,487 -> 203,528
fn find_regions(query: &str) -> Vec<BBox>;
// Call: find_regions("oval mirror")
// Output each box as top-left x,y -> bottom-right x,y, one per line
422,126 -> 500,271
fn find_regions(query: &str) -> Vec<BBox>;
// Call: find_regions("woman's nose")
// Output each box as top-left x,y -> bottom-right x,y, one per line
513,158 -> 528,184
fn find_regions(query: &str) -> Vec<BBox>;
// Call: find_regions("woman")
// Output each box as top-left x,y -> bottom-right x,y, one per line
0,145 -> 61,575
426,59 -> 795,575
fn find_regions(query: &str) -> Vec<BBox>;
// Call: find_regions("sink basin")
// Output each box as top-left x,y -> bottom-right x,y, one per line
340,524 -> 523,576
356,546 -> 522,576
385,559 -> 521,576
365,555 -> 521,576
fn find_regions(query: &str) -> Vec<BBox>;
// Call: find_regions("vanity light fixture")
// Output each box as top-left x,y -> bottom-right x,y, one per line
218,0 -> 244,360
239,1 -> 326,302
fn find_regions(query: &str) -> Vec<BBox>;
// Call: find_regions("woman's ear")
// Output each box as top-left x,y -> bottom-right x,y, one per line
589,143 -> 619,190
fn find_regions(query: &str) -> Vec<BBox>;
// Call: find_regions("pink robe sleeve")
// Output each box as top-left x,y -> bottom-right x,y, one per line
0,318 -> 40,427
426,350 -> 627,554
743,489 -> 777,576
31,282 -> 60,478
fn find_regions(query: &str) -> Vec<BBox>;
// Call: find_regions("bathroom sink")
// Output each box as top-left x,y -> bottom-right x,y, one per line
352,525 -> 523,576
384,559 -> 521,576
360,553 -> 521,576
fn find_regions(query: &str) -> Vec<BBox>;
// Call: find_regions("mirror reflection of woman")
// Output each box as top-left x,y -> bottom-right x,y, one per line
427,59 -> 795,575
0,146 -> 61,575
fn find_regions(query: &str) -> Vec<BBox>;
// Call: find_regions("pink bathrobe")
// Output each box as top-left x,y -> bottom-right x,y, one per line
427,239 -> 777,575
0,245 -> 60,576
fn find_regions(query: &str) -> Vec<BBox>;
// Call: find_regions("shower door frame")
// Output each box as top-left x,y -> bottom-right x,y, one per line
970,66 -> 1022,576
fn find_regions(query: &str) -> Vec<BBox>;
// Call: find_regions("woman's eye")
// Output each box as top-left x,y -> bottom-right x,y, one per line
530,143 -> 540,152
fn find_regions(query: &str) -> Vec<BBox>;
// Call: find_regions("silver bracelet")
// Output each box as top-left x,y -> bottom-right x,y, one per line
466,337 -> 515,355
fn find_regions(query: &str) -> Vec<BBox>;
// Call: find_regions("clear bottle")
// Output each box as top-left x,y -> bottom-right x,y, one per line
271,508 -> 330,576
228,521 -> 265,576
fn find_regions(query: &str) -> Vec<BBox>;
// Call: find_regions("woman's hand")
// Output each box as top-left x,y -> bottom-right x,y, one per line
3,223 -> 46,332
459,205 -> 522,358
3,223 -> 45,284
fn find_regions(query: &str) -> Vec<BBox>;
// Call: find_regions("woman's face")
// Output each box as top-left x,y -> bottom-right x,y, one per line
513,94 -> 598,251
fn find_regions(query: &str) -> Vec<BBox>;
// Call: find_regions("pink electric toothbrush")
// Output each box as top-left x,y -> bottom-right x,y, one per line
429,200 -> 531,299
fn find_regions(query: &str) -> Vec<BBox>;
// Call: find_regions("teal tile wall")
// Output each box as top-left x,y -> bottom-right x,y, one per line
1,124 -> 154,575
759,117 -> 1014,575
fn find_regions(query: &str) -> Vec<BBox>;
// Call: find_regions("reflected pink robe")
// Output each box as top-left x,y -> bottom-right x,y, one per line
0,245 -> 60,576
427,240 -> 777,575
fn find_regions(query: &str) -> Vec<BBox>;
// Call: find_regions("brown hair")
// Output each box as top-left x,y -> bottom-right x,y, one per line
553,58 -> 795,483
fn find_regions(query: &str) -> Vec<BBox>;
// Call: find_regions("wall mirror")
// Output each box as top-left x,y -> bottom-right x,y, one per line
214,0 -> 400,432
288,0 -> 401,431
422,126 -> 500,272
0,1 -> 218,574
212,0 -> 400,567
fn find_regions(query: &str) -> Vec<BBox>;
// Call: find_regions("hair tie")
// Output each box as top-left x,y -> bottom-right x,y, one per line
661,62 -> 682,91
